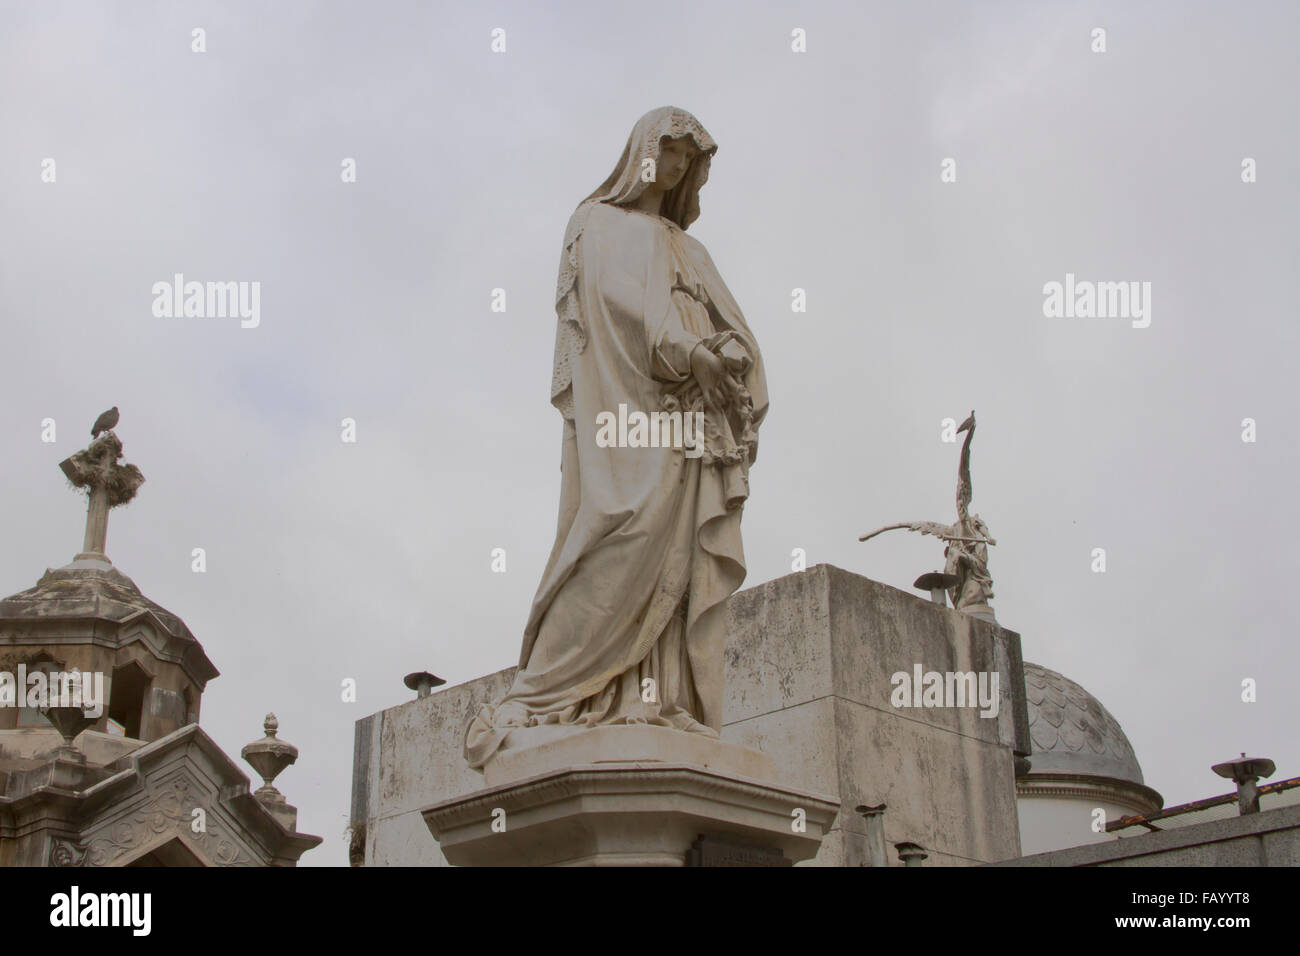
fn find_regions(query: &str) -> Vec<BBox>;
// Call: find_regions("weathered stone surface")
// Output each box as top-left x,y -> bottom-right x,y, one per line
483,724 -> 780,788
354,564 -> 1029,866
424,726 -> 838,866
0,724 -> 321,867
352,667 -> 514,866
722,566 -> 834,723
148,687 -> 187,724
723,697 -> 841,799
687,834 -> 791,866
0,563 -> 219,744
1,565 -> 199,646
368,803 -> 440,867
1023,662 -> 1146,780
725,565 -> 1025,864
997,803 -> 1300,867
831,696 -> 1019,864
0,728 -> 143,769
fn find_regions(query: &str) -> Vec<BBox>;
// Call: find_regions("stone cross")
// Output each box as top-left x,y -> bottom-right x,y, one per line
58,423 -> 144,564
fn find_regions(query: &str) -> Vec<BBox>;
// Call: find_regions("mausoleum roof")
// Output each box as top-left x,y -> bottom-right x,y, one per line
0,561 -> 191,634
1023,661 -> 1145,784
0,563 -> 196,643
0,561 -> 219,686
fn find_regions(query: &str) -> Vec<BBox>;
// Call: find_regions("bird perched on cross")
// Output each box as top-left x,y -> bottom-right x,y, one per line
91,406 -> 119,438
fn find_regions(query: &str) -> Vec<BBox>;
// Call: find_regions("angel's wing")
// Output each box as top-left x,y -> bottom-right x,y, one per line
859,520 -> 954,543
908,519 -> 958,539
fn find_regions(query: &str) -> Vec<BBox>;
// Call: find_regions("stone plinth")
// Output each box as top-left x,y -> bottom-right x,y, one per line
354,565 -> 1030,866
422,726 -> 838,866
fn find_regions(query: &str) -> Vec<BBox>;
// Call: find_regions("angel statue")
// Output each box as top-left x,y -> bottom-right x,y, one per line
464,107 -> 768,770
859,411 -> 997,623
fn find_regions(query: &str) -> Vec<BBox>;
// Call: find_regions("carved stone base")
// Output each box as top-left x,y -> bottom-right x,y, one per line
421,726 -> 839,866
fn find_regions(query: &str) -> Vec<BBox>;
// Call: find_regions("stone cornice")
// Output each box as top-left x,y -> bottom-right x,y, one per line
1017,771 -> 1163,815
0,616 -> 219,688
423,759 -> 842,867
427,762 -> 841,832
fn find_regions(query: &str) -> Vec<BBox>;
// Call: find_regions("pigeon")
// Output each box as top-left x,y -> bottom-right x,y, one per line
91,406 -> 119,438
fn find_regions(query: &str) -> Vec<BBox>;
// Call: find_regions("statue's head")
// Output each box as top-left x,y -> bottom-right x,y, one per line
581,106 -> 718,230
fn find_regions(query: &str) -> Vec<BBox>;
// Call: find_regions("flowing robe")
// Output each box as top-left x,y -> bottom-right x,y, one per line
464,201 -> 767,769
945,523 -> 995,613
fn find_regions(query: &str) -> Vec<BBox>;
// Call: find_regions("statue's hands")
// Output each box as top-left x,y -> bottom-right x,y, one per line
690,344 -> 727,406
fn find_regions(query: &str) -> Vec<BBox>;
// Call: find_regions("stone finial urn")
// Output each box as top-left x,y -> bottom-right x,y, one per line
241,713 -> 299,804
40,705 -> 98,757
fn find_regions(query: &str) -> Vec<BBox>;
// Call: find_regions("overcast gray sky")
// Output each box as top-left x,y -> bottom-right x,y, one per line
2,0 -> 1297,866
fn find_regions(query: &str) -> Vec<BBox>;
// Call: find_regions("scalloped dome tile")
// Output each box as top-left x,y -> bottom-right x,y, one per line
1022,662 -> 1145,784
1030,721 -> 1059,751
1059,722 -> 1086,751
1037,700 -> 1065,729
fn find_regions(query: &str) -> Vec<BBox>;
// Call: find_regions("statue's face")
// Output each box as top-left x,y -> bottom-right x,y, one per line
656,136 -> 697,191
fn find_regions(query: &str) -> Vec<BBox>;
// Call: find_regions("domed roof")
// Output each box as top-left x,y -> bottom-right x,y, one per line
0,564 -> 194,642
0,561 -> 218,684
1023,662 -> 1145,784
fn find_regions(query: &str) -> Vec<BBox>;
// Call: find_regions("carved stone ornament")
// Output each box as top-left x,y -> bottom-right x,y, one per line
56,774 -> 254,867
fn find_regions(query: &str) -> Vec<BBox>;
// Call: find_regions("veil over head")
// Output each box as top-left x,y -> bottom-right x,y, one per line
550,107 -> 718,419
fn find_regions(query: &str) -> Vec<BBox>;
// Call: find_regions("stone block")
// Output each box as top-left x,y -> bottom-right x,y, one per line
353,565 -> 1029,867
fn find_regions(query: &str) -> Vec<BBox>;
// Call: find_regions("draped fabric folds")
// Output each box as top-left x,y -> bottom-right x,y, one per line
465,107 -> 767,770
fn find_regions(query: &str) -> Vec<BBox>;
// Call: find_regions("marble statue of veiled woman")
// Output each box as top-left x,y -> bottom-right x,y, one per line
465,107 -> 768,770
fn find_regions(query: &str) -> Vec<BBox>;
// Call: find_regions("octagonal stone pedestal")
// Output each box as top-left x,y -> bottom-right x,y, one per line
421,725 -> 840,866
